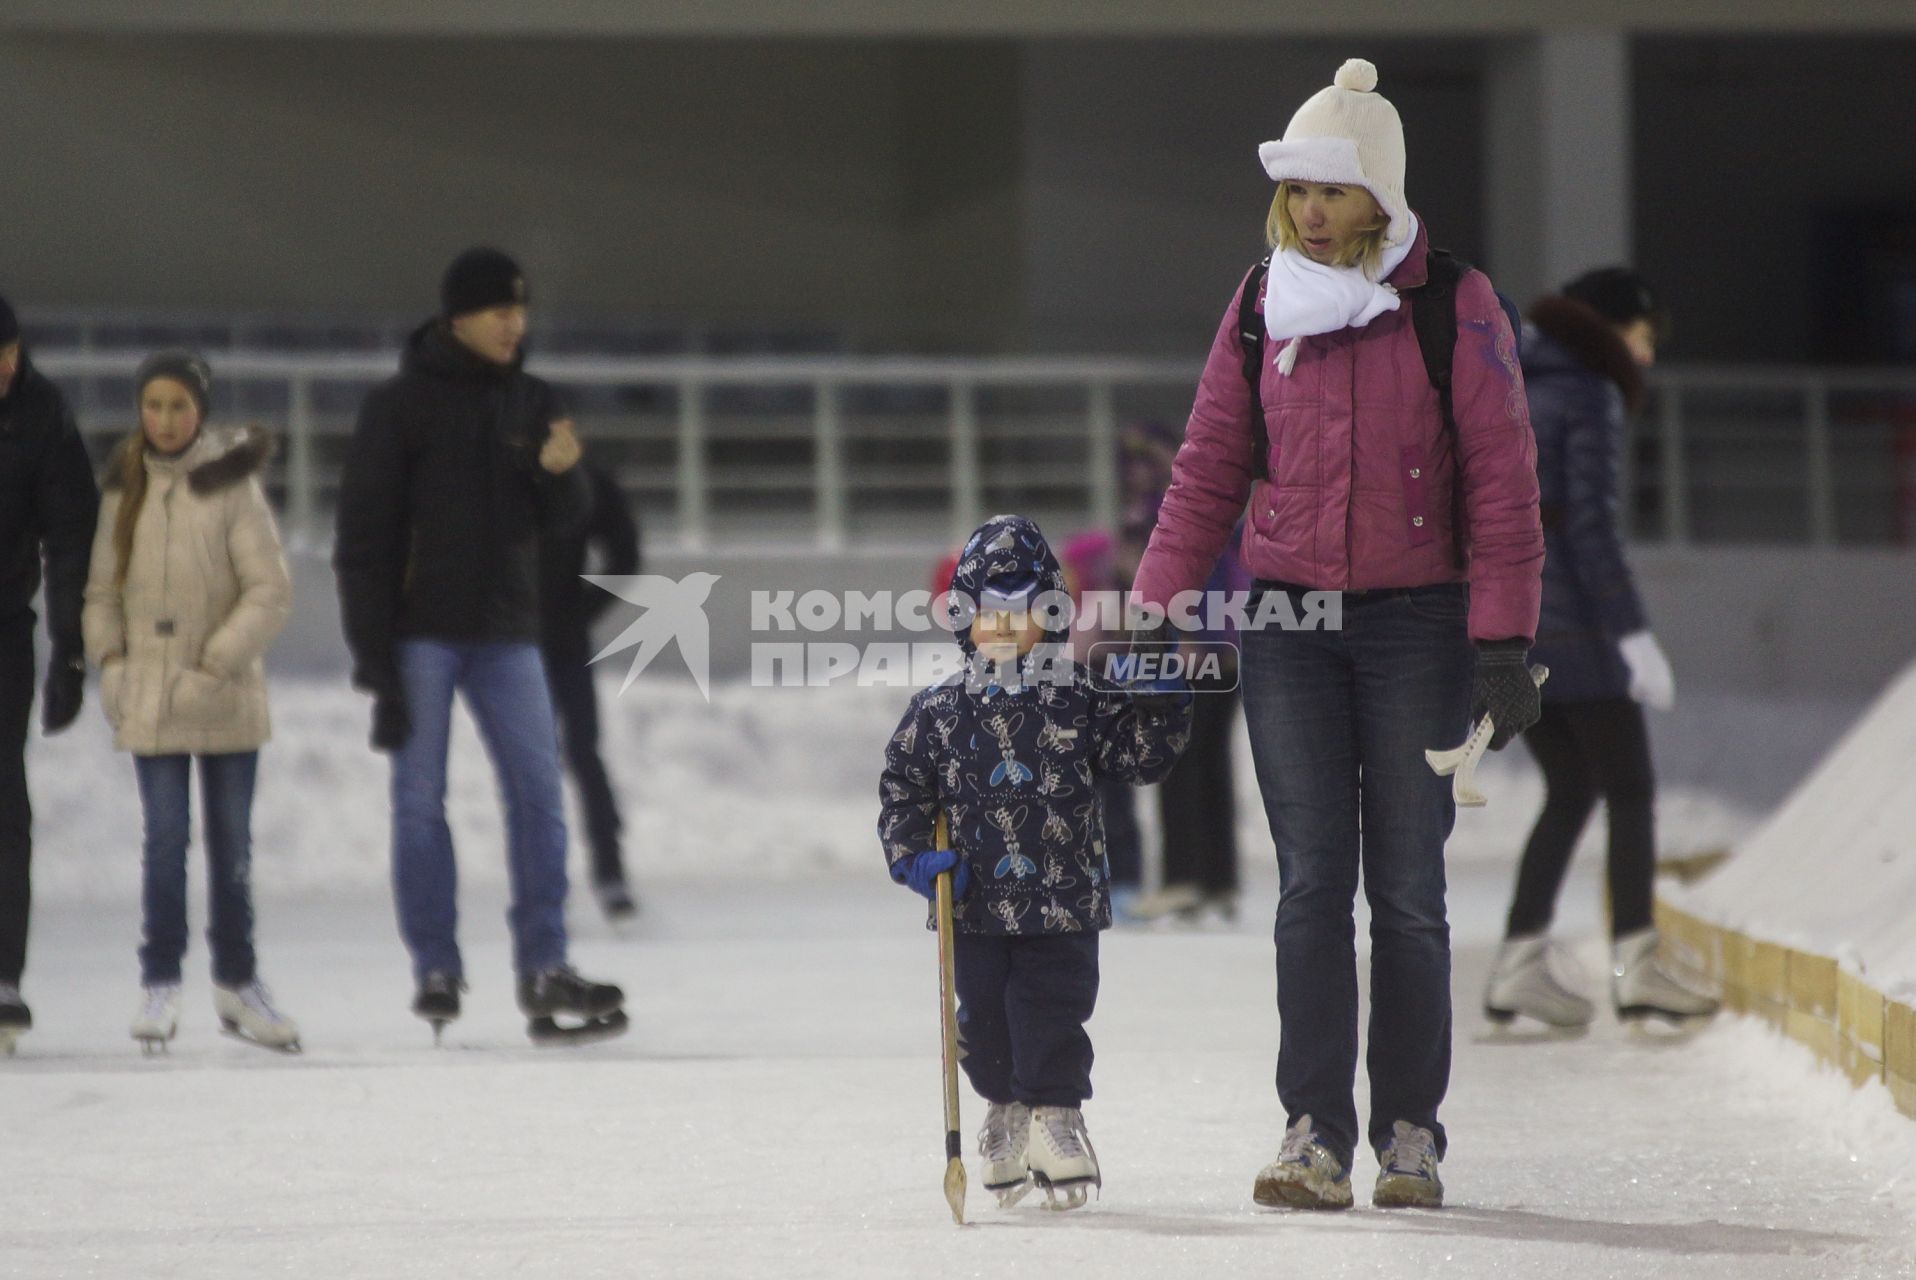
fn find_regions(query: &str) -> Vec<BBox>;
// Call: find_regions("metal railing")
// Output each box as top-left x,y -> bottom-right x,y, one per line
33,351 -> 1916,552
1634,366 -> 1916,547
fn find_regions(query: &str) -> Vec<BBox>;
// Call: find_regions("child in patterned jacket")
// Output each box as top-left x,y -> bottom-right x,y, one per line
879,513 -> 1191,1210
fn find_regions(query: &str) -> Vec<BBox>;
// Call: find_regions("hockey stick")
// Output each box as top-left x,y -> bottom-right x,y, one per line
934,812 -> 967,1225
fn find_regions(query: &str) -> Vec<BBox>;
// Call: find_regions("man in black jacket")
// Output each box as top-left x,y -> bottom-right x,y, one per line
538,460 -> 641,921
0,291 -> 101,1050
334,249 -> 626,1046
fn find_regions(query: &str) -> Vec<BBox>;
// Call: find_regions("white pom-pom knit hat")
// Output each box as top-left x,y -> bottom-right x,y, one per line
1257,58 -> 1411,250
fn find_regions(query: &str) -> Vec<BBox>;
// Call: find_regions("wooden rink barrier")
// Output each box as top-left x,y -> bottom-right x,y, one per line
1656,900 -> 1914,1120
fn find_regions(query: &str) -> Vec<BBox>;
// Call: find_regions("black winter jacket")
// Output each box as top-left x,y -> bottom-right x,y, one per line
538,460 -> 640,651
1523,296 -> 1649,702
334,323 -> 589,692
0,352 -> 99,654
879,514 -> 1191,936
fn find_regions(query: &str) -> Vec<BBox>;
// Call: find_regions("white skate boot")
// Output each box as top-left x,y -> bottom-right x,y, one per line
1253,1114 -> 1353,1210
214,980 -> 302,1052
1613,929 -> 1719,1025
978,1102 -> 1031,1207
131,983 -> 181,1055
1024,1106 -> 1100,1210
1484,935 -> 1595,1030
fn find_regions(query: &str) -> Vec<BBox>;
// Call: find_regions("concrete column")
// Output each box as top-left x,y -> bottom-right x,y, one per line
1485,30 -> 1633,307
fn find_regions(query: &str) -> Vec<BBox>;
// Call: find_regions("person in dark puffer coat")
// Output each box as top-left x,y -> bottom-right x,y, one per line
879,513 -> 1190,1208
0,294 -> 100,1048
1485,267 -> 1719,1031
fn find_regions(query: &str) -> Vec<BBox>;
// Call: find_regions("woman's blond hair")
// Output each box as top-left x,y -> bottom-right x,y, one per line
1266,182 -> 1390,277
109,428 -> 150,585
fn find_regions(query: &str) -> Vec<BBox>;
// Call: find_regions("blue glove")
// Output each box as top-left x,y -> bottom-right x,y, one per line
891,849 -> 970,902
1122,625 -> 1194,713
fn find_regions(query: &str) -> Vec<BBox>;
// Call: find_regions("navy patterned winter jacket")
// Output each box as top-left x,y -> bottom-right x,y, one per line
1524,297 -> 1651,703
879,515 -> 1191,935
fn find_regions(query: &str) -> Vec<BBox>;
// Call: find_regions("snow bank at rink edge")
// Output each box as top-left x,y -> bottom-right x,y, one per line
1665,660 -> 1916,1119
25,673 -> 1758,902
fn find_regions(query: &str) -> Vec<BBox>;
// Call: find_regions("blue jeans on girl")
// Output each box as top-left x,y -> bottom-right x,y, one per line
134,751 -> 260,987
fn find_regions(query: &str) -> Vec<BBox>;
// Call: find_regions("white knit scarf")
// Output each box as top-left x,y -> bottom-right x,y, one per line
1264,213 -> 1419,375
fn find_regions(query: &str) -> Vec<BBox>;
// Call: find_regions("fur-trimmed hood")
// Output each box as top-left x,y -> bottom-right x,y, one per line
102,423 -> 276,494
1526,295 -> 1645,413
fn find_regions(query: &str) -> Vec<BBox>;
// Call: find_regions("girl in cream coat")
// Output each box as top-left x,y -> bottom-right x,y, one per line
82,352 -> 300,1052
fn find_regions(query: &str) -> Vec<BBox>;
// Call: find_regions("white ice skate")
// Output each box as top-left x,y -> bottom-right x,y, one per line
1484,935 -> 1595,1031
131,983 -> 181,1055
1613,929 -> 1719,1026
214,980 -> 302,1052
1024,1106 -> 1100,1210
1252,1114 -> 1353,1210
978,1102 -> 1032,1208
1122,883 -> 1205,923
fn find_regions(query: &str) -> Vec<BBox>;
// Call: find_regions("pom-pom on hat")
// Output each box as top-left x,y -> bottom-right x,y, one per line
1257,58 -> 1411,250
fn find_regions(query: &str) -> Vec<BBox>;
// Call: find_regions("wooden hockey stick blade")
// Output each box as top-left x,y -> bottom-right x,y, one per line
944,1148 -> 968,1225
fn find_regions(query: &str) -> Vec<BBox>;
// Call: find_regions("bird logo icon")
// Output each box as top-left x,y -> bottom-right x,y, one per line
582,572 -> 722,701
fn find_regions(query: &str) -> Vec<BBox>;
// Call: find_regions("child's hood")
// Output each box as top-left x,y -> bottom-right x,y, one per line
943,513 -> 1071,656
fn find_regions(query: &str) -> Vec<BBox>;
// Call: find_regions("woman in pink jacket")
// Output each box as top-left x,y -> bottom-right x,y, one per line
1130,60 -> 1544,1210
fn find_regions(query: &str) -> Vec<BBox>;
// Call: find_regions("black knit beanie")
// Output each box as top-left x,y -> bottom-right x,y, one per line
0,291 -> 19,346
441,247 -> 527,318
135,350 -> 213,421
1562,267 -> 1668,336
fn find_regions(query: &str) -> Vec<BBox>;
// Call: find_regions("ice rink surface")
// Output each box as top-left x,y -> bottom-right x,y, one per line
7,861 -> 1914,1280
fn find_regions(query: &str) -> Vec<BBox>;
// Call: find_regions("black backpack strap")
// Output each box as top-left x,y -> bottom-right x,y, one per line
1407,248 -> 1468,570
1237,257 -> 1272,482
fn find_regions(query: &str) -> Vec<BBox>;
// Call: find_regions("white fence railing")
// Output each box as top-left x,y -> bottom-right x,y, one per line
33,351 -> 1916,552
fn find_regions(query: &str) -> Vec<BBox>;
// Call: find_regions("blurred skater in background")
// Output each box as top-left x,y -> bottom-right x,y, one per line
0,291 -> 100,1053
1054,527 -> 1145,917
1485,268 -> 1720,1030
82,352 -> 299,1053
334,248 -> 627,1046
539,457 -> 642,923
1116,420 -> 1248,925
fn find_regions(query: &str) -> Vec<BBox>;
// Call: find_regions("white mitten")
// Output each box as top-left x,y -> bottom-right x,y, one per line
1618,630 -> 1675,711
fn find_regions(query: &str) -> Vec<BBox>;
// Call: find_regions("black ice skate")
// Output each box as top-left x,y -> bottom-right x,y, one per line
412,972 -> 464,1046
517,965 -> 627,1047
0,982 -> 30,1056
594,878 -> 639,924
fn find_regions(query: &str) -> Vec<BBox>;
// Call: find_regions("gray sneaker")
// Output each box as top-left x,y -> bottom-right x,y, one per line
1373,1120 -> 1443,1208
1252,1114 -> 1353,1210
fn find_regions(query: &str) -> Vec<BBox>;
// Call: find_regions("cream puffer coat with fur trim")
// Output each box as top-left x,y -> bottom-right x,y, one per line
82,425 -> 291,755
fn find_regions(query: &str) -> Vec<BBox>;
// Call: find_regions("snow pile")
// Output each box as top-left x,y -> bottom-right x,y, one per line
25,676 -> 919,902
25,671 -> 1763,904
1670,660 -> 1916,1002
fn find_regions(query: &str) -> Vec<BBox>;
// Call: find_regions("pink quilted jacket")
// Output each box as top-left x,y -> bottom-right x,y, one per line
1132,221 -> 1544,643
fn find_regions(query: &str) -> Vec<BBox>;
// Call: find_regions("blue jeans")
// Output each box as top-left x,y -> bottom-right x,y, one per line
134,752 -> 260,987
1239,583 -> 1474,1167
392,640 -> 569,983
